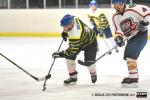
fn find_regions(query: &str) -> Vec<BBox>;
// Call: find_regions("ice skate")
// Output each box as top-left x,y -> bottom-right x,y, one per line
91,74 -> 97,83
63,77 -> 77,86
115,47 -> 119,53
121,77 -> 138,88
108,51 -> 112,55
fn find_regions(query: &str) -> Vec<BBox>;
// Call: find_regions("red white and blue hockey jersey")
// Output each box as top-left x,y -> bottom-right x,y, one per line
112,5 -> 150,38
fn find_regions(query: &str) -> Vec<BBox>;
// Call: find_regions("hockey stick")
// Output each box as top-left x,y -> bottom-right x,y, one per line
0,53 -> 51,81
78,37 -> 128,66
43,39 -> 63,91
78,45 -> 117,66
102,37 -> 110,49
101,35 -> 112,54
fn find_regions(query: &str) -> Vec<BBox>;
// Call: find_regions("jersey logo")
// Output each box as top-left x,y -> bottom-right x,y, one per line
120,17 -> 138,36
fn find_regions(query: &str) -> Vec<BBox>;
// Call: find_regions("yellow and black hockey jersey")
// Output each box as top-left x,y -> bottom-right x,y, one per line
64,17 -> 97,57
88,8 -> 109,30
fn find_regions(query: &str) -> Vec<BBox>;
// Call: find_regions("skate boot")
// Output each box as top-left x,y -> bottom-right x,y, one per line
64,72 -> 77,86
64,77 -> 77,86
91,74 -> 97,83
115,47 -> 119,53
121,77 -> 138,88
108,51 -> 112,55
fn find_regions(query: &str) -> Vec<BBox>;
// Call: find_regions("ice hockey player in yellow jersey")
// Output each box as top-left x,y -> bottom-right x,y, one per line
87,0 -> 119,54
52,14 -> 98,85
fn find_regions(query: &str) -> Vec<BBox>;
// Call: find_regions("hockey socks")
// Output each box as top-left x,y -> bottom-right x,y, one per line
87,64 -> 97,83
126,58 -> 138,79
64,59 -> 77,86
122,58 -> 139,88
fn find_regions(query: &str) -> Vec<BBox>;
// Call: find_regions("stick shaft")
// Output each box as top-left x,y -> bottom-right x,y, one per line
96,45 -> 117,62
102,37 -> 111,49
0,53 -> 38,81
43,39 -> 63,91
96,37 -> 129,62
47,39 -> 63,74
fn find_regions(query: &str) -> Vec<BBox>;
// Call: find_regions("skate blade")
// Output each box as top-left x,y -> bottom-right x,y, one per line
115,49 -> 119,53
121,83 -> 138,88
93,83 -> 96,86
63,82 -> 77,86
108,51 -> 112,55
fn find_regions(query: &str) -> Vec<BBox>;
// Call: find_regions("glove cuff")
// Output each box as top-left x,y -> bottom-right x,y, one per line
115,32 -> 123,37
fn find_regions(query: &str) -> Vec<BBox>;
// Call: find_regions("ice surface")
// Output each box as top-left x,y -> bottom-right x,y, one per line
0,37 -> 150,100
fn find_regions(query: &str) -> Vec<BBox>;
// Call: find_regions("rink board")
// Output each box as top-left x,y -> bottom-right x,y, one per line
0,8 -> 150,39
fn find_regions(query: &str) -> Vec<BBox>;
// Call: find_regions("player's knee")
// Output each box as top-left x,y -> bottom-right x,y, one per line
66,59 -> 76,67
66,59 -> 76,74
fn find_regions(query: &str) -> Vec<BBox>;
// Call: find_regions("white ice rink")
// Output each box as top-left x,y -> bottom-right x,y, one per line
0,37 -> 150,100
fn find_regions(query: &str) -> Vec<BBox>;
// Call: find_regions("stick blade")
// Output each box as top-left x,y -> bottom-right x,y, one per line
38,74 -> 51,81
43,87 -> 46,91
45,74 -> 51,79
78,60 -> 88,66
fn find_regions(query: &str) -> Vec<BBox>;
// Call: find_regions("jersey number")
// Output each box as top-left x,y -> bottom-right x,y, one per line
142,7 -> 147,12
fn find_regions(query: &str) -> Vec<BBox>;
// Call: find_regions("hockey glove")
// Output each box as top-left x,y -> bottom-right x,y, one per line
52,51 -> 65,58
139,20 -> 149,26
61,32 -> 68,41
114,35 -> 125,47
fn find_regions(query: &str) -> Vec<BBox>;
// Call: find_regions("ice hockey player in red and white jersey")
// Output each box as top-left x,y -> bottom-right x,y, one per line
112,0 -> 150,88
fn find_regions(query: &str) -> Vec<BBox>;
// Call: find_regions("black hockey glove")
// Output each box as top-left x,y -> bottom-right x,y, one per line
139,20 -> 149,26
114,35 -> 125,47
61,32 -> 68,41
52,51 -> 65,58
